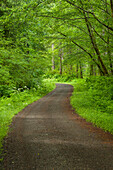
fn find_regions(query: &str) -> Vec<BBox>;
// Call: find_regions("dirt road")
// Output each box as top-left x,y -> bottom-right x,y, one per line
1,84 -> 113,170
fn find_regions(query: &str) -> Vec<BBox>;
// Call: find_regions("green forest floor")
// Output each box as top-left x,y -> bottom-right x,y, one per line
70,79 -> 113,135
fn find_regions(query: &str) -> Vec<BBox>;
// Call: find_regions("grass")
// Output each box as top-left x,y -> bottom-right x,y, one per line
43,78 -> 113,134
0,77 -> 113,160
0,80 -> 56,156
70,79 -> 113,135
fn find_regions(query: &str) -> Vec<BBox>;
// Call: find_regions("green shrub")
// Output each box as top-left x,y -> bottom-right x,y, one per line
85,76 -> 113,114
71,77 -> 113,134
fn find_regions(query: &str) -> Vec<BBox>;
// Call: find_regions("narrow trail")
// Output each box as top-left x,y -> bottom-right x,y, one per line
1,84 -> 113,170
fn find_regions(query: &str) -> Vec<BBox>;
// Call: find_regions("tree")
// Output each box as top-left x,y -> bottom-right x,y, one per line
37,0 -> 113,77
0,0 -> 48,96
1,0 -> 113,97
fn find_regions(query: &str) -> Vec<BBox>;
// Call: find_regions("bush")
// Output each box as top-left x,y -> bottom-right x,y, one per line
44,71 -> 76,82
0,85 -> 14,97
85,76 -> 113,114
71,77 -> 113,134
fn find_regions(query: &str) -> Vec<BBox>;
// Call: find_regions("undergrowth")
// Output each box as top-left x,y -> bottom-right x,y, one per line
70,76 -> 113,134
0,76 -> 113,160
0,80 -> 55,158
43,77 -> 113,134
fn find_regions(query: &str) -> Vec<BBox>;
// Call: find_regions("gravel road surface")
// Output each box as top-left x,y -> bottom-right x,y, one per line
1,84 -> 113,170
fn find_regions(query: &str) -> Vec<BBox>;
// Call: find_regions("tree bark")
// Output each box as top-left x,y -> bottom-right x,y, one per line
65,0 -> 113,32
107,37 -> 113,75
52,44 -> 55,70
83,12 -> 109,76
58,31 -> 105,76
90,64 -> 94,76
76,64 -> 79,78
94,66 -> 97,76
59,48 -> 63,75
110,0 -> 113,17
80,63 -> 83,78
106,0 -> 113,75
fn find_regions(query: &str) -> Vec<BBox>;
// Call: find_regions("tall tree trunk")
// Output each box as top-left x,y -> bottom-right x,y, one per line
110,0 -> 113,17
109,55 -> 113,75
80,63 -> 83,78
84,14 -> 109,76
60,55 -> 63,75
90,64 -> 94,76
94,66 -> 97,76
59,31 -> 105,76
107,33 -> 113,75
79,0 -> 109,76
70,65 -> 73,74
52,44 -> 55,70
59,48 -> 63,75
76,64 -> 79,78
106,0 -> 113,75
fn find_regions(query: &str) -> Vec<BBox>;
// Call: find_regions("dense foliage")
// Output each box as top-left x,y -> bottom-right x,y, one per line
0,0 -> 47,97
0,0 -> 113,92
0,0 -> 113,158
0,80 -> 55,157
40,0 -> 113,77
71,77 -> 113,134
86,76 -> 113,114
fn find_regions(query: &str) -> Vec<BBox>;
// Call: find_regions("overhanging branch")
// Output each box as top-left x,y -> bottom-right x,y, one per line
37,14 -> 88,21
57,31 -> 105,75
65,0 -> 113,32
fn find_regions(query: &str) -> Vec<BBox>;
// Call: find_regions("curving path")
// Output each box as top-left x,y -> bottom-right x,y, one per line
1,84 -> 113,170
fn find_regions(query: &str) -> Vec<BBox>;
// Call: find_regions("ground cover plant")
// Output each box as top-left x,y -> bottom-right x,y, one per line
0,80 -> 55,159
70,77 -> 113,134
47,77 -> 113,134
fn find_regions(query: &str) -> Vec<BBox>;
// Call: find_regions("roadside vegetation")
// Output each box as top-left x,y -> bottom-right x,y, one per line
0,81 -> 55,157
0,0 -> 113,161
45,75 -> 113,134
71,77 -> 113,134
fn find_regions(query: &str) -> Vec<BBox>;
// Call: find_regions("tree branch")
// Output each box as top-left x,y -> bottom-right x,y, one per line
57,31 -> 104,75
92,26 -> 113,48
37,14 -> 87,21
65,0 -> 113,31
45,36 -> 66,39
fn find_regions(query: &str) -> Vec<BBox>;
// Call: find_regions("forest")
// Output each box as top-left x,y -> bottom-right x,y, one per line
0,0 -> 113,156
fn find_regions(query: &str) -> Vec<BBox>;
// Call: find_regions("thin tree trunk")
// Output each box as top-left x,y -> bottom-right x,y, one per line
60,55 -> 63,75
52,44 -> 55,70
79,0 -> 109,76
83,12 -> 109,76
59,31 -> 105,75
80,63 -> 83,78
59,48 -> 63,75
110,0 -> 113,17
94,66 -> 97,76
109,55 -> 113,75
70,65 -> 73,74
107,34 -> 113,75
106,0 -> 113,75
76,64 -> 79,78
90,64 -> 94,76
